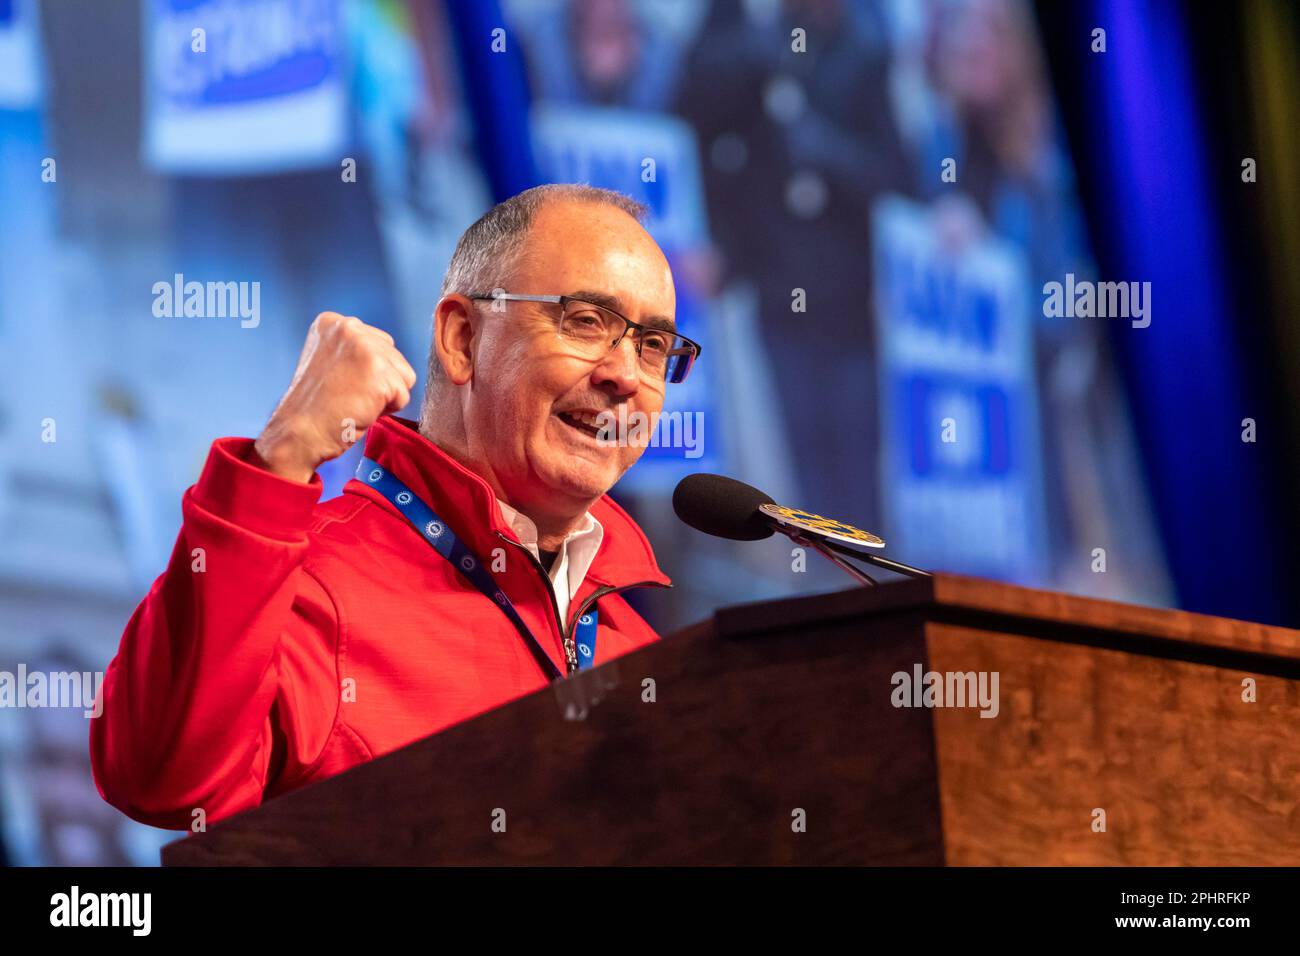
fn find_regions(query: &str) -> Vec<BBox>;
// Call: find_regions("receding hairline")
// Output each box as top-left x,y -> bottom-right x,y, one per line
439,184 -> 650,298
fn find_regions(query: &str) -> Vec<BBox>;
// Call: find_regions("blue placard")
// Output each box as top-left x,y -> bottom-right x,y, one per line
872,194 -> 1049,583
143,0 -> 347,174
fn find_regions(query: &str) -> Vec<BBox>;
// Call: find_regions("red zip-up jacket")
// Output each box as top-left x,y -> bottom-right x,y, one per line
90,415 -> 670,829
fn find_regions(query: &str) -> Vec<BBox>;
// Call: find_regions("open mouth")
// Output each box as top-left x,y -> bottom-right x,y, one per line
556,410 -> 606,440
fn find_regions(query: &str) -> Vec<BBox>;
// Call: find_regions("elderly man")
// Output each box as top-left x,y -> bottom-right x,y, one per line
91,184 -> 699,829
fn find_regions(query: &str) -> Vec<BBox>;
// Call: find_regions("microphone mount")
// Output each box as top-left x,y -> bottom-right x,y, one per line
773,525 -> 931,586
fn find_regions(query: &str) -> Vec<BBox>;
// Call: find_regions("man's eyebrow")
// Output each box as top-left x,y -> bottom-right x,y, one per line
568,289 -> 677,334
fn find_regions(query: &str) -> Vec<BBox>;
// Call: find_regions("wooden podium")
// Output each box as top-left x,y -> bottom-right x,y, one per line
162,573 -> 1300,866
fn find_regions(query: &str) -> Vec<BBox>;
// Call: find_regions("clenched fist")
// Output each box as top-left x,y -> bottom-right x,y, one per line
254,312 -> 419,482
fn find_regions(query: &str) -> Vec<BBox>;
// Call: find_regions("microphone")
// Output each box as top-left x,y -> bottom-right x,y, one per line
671,473 -> 777,541
672,473 -> 930,584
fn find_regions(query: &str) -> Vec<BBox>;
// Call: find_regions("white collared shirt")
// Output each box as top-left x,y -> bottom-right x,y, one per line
496,500 -> 604,625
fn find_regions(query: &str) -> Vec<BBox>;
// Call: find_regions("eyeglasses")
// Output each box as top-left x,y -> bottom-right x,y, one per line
468,293 -> 701,384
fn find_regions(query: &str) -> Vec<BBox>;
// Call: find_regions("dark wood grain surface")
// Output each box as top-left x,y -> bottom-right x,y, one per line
164,607 -> 945,865
162,574 -> 1300,865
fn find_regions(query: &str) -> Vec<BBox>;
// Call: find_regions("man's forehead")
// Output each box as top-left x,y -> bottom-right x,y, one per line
514,201 -> 676,323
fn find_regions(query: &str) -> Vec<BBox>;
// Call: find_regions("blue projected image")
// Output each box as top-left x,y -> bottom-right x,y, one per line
0,0 -> 1208,867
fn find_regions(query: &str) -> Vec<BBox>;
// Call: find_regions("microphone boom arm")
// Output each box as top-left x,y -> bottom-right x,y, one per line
789,532 -> 879,586
820,538 -> 932,579
779,528 -> 931,586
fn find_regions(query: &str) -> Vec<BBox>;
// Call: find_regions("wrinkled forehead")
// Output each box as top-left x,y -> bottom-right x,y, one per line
511,200 -> 676,318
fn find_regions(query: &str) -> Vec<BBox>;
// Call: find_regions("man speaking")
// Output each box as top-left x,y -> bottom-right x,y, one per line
91,184 -> 700,829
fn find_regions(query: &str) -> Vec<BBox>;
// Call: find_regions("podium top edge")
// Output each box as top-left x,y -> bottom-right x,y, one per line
704,572 -> 1300,665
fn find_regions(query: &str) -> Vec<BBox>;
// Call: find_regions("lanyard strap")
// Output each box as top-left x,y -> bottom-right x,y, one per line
356,457 -> 597,678
574,611 -> 597,671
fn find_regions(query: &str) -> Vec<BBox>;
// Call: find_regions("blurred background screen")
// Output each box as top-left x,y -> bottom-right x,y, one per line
2,0 -> 1298,865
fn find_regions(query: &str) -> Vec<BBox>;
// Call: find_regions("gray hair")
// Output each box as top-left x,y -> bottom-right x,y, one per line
439,183 -> 648,297
423,184 -> 648,410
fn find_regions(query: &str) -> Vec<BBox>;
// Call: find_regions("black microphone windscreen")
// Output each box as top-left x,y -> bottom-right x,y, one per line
672,473 -> 776,541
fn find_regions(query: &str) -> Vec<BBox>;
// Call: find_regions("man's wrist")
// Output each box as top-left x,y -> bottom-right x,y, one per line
252,432 -> 319,484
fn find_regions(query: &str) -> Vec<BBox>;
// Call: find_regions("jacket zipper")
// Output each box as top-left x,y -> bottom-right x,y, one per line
496,532 -> 670,676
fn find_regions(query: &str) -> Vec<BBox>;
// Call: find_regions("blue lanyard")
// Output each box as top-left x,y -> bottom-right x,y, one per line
356,457 -> 597,677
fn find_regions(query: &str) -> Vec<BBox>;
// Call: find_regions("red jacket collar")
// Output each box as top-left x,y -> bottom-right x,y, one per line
350,416 -> 671,590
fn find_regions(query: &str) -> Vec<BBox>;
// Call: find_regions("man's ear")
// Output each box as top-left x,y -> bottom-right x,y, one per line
433,294 -> 476,386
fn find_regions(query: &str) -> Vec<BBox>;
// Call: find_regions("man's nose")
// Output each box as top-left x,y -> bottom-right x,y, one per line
590,335 -> 642,395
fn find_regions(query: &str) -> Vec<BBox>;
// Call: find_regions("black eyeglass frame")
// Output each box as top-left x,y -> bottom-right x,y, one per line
467,292 -> 701,384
